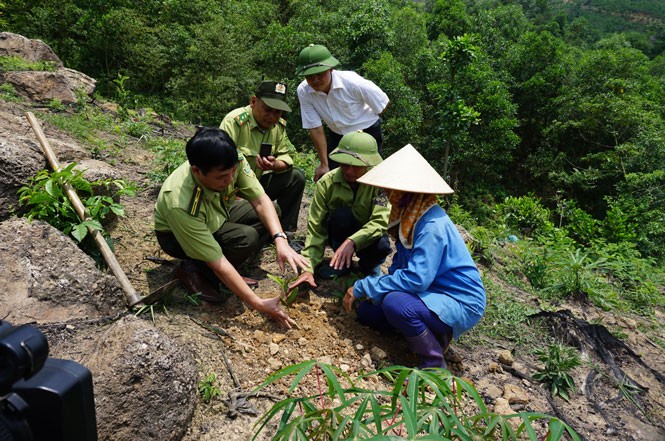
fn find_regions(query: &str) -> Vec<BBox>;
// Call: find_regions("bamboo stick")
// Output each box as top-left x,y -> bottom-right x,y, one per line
25,112 -> 142,307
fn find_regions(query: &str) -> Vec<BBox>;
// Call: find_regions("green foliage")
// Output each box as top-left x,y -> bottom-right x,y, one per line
0,55 -> 57,72
17,163 -> 135,258
0,83 -> 21,102
47,98 -> 66,111
253,361 -> 581,440
266,273 -> 299,307
496,195 -> 555,237
198,373 -> 221,404
148,137 -> 188,184
533,343 -> 581,401
543,248 -> 610,305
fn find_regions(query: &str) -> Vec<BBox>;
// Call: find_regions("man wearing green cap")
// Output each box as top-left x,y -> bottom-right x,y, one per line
295,44 -> 390,182
289,131 -> 391,291
220,80 -> 305,233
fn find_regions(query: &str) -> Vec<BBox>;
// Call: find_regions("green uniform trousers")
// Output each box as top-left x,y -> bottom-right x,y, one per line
156,199 -> 281,267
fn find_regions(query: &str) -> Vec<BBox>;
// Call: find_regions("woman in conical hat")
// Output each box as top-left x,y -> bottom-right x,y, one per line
342,144 -> 486,369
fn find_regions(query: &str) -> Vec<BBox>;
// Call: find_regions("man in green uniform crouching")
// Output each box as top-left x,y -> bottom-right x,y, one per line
289,131 -> 391,292
220,80 -> 305,233
154,127 -> 308,328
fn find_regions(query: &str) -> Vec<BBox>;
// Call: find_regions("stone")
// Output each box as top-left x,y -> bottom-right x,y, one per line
370,346 -> 387,361
498,350 -> 514,366
503,384 -> 530,404
0,32 -> 62,66
488,362 -> 503,373
85,316 -> 198,441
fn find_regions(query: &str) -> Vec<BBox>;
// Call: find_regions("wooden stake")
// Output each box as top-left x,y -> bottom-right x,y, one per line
25,112 -> 142,307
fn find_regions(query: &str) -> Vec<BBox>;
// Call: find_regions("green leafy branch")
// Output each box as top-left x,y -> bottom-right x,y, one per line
17,162 -> 135,259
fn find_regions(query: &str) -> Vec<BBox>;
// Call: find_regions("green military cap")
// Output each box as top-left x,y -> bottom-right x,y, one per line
329,131 -> 382,167
255,80 -> 291,112
296,44 -> 340,77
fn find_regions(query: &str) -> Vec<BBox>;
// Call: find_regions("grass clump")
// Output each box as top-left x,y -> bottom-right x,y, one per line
253,361 -> 581,440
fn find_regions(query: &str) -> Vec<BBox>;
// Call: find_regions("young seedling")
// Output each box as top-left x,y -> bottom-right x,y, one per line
198,373 -> 221,404
266,273 -> 299,306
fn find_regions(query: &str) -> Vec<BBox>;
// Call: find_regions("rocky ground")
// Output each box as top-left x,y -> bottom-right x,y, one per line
3,99 -> 664,440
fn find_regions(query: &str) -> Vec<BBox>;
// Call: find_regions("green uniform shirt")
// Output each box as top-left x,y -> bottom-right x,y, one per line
302,168 -> 390,272
154,157 -> 264,262
220,105 -> 295,179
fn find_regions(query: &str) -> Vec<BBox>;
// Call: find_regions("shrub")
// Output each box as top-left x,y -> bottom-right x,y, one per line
496,195 -> 555,237
17,163 -> 135,262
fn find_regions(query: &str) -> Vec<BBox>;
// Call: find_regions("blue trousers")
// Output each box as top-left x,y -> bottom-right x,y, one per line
356,291 -> 453,340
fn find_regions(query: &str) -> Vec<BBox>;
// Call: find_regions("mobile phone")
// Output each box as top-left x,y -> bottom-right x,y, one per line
259,143 -> 272,158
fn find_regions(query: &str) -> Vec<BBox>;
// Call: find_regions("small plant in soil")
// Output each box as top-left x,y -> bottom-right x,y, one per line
198,373 -> 221,404
533,343 -> 581,401
267,273 -> 299,306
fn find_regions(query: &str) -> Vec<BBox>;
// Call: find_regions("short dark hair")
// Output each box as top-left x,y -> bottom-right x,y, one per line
185,127 -> 239,174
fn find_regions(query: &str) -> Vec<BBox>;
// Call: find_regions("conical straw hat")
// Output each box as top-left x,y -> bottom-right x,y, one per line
356,144 -> 453,194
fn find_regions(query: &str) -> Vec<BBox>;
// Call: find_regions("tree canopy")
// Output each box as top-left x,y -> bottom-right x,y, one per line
3,0 -> 664,261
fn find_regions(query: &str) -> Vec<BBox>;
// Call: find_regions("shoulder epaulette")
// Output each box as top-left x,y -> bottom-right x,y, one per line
278,117 -> 287,127
187,186 -> 203,216
234,111 -> 250,127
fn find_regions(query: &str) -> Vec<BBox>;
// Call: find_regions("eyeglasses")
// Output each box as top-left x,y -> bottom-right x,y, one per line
334,148 -> 370,166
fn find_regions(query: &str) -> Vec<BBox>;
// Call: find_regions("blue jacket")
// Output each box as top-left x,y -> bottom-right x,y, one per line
354,205 -> 486,338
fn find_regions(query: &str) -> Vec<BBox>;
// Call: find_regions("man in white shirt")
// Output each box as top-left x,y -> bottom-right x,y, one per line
296,44 -> 390,181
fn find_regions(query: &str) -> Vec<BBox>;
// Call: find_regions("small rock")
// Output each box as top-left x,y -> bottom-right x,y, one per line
268,357 -> 282,371
340,364 -> 350,373
253,330 -> 269,344
488,362 -> 503,373
497,350 -> 514,366
272,334 -> 287,343
361,353 -> 373,368
318,355 -> 332,365
503,384 -> 529,404
493,397 -> 513,415
269,343 -> 279,355
355,344 -> 364,351
297,337 -> 308,346
370,346 -> 387,360
484,384 -> 503,400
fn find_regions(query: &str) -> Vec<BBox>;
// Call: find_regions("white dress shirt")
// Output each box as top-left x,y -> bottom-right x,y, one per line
297,70 -> 389,135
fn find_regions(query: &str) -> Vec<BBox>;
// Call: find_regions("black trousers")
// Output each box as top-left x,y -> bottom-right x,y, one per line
260,167 -> 305,232
327,206 -> 391,272
327,119 -> 383,170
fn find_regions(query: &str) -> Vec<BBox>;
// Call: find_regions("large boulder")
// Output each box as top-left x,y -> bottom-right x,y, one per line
0,32 -> 62,66
0,32 -> 96,103
0,136 -> 44,220
0,217 -> 125,323
84,316 -> 198,441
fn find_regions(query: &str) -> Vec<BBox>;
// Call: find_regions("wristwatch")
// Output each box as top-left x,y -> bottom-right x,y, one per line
272,232 -> 288,242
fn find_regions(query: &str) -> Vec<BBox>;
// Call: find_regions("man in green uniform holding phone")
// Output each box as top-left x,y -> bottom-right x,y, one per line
220,80 -> 305,233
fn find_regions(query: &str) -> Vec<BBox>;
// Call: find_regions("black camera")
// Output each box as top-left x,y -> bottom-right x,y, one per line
0,320 -> 97,441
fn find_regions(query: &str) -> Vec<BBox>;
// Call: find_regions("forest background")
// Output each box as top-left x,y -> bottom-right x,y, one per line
2,0 -> 665,310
